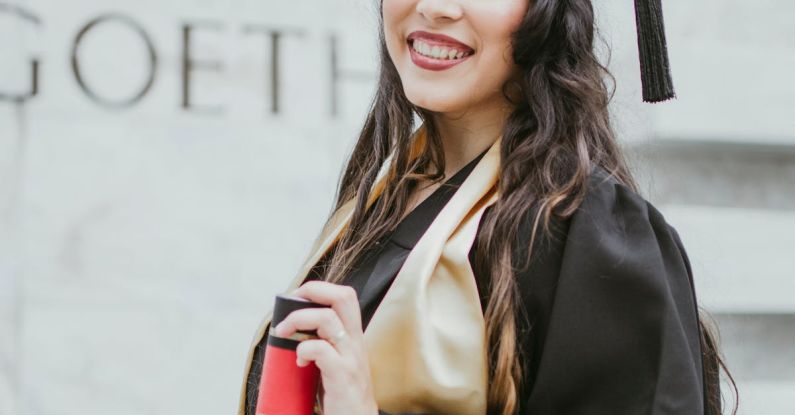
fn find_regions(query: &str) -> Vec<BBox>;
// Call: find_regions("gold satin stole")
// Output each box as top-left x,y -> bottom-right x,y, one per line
238,126 -> 501,415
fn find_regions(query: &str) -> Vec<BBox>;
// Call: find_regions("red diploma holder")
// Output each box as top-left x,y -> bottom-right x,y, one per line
256,295 -> 330,415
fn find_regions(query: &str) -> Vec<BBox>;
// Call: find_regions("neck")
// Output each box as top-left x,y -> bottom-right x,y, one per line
431,100 -> 512,177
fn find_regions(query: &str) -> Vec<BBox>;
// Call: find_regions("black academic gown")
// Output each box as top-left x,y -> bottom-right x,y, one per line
243,153 -> 708,415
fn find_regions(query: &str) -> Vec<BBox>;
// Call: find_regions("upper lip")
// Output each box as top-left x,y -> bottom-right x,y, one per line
407,30 -> 474,51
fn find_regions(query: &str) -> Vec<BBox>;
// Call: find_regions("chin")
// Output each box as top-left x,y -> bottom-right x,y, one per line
403,85 -> 468,114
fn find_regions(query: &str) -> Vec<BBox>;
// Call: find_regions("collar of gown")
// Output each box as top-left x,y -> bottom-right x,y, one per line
238,124 -> 502,415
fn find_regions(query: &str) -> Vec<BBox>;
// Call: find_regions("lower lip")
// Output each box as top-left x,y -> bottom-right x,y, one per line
408,41 -> 473,71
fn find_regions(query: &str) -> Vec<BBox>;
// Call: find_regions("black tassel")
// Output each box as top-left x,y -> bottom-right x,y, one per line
633,0 -> 676,103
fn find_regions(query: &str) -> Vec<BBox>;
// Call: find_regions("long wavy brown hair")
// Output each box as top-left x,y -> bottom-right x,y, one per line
315,0 -> 738,414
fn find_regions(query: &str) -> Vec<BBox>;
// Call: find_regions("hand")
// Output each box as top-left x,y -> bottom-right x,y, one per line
273,280 -> 379,415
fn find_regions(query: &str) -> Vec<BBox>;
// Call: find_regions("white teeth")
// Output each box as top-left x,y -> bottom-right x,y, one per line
411,39 -> 471,60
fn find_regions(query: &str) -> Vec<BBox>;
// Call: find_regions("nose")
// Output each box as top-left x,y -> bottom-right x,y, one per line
415,0 -> 464,22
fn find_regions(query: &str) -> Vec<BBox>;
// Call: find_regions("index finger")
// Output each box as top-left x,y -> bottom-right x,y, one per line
289,280 -> 363,334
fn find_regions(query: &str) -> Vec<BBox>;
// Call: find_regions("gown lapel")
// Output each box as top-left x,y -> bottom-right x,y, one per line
363,133 -> 500,414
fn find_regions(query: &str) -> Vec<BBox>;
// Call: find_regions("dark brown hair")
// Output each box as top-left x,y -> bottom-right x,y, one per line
317,0 -> 738,414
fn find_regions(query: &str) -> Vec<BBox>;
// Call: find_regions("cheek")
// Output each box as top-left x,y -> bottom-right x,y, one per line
382,0 -> 403,19
493,0 -> 529,29
382,0 -> 409,55
476,1 -> 528,62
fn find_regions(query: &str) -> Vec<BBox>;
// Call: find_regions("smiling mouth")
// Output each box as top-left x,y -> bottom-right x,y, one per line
407,38 -> 474,60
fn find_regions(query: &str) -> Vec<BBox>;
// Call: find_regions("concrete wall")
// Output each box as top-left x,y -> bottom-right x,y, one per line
619,1 -> 795,413
1,1 -> 792,414
1,1 -> 378,413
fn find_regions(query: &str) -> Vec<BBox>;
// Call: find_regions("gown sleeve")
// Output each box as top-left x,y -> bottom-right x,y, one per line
516,171 -> 706,414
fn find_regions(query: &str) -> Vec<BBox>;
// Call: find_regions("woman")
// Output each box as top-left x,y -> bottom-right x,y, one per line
238,0 -> 737,414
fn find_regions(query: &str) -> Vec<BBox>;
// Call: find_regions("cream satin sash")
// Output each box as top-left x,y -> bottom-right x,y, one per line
237,126 -> 501,415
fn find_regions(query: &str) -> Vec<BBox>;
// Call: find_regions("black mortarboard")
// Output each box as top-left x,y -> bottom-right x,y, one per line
633,0 -> 675,103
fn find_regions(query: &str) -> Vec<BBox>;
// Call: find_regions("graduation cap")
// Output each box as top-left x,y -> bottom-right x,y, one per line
632,0 -> 675,103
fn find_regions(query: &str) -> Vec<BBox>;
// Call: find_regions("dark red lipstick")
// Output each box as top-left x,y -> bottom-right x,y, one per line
406,30 -> 475,71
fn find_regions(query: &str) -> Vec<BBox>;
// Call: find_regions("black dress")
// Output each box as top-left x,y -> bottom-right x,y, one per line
244,150 -> 708,415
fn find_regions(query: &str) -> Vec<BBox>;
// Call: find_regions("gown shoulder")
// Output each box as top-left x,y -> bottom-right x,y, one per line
512,164 -> 706,414
379,166 -> 708,415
